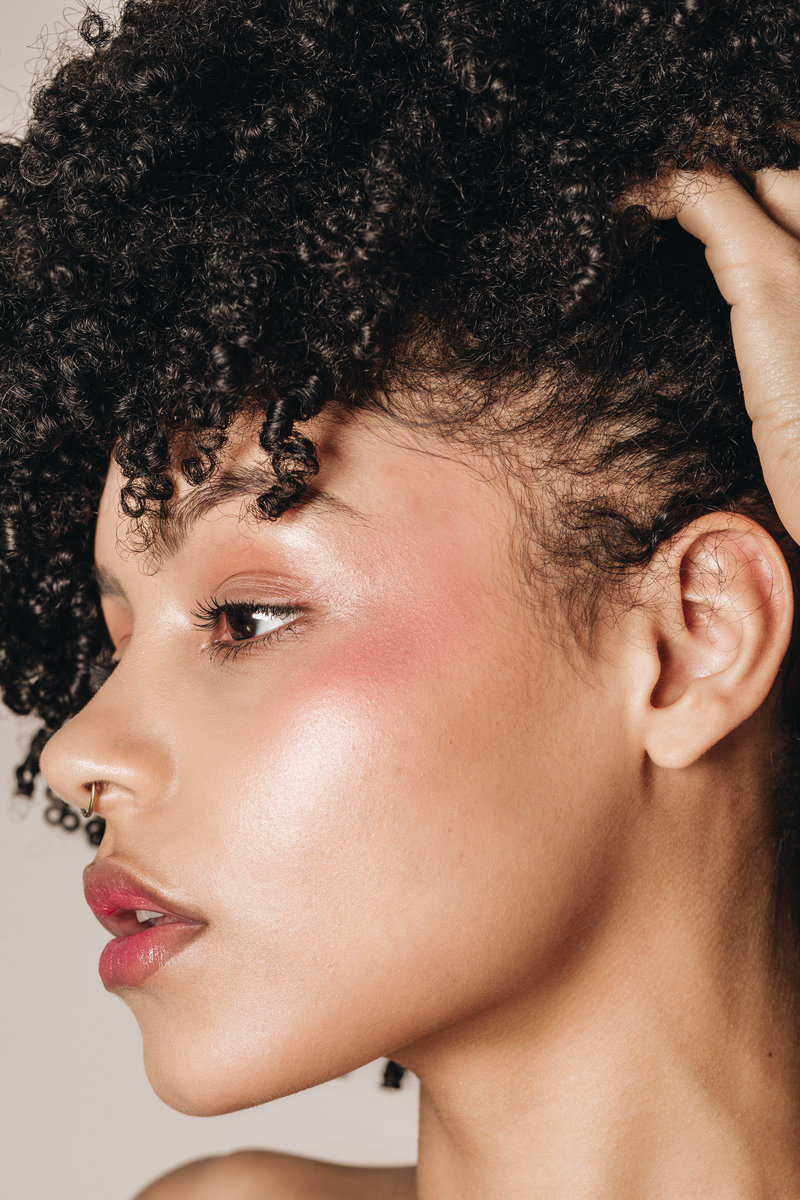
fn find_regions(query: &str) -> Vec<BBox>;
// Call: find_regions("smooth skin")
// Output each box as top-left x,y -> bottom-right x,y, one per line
43,166 -> 800,1200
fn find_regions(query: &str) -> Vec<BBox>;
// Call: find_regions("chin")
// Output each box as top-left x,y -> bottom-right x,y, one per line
138,1021 -> 368,1116
143,1053 -> 290,1117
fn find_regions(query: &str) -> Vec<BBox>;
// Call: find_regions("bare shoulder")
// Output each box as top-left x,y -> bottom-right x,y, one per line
132,1148 -> 416,1200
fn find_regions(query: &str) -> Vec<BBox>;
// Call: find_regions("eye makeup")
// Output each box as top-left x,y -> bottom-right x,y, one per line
190,595 -> 302,664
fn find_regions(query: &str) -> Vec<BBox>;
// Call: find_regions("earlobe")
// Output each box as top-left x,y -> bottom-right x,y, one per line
641,514 -> 794,770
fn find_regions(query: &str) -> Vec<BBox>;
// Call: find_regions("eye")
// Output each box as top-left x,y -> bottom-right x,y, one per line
190,596 -> 301,663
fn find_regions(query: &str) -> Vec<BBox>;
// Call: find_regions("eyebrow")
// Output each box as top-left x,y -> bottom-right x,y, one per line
93,471 -> 368,600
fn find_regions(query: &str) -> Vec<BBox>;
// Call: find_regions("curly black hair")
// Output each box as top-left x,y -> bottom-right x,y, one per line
1,1 -> 800,950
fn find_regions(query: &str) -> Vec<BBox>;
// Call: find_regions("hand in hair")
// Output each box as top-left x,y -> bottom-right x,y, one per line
632,166 -> 800,546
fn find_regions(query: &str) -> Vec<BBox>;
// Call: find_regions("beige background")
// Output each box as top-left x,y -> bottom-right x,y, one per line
0,6 -> 418,1198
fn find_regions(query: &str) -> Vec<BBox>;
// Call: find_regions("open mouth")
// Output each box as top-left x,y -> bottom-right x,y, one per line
93,906 -> 202,939
83,860 -> 208,987
133,909 -> 186,928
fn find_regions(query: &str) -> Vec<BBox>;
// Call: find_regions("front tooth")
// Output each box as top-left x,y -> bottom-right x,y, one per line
135,909 -> 164,922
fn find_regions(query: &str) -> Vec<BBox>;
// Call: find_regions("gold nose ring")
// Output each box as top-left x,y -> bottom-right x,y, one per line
81,781 -> 98,819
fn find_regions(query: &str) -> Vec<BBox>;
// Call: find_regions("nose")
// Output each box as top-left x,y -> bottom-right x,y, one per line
39,667 -> 174,820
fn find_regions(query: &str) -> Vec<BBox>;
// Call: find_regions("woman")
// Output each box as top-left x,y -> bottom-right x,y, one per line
2,2 -> 800,1196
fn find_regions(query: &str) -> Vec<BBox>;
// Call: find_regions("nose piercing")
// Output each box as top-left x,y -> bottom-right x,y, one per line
81,781 -> 98,819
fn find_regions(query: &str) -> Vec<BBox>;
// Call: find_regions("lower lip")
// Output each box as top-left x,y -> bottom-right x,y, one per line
99,922 -> 206,989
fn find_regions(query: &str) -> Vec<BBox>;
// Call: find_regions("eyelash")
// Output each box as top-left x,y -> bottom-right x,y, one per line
189,595 -> 301,663
90,596 -> 301,684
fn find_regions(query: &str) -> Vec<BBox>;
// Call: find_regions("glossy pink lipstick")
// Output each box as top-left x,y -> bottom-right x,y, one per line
83,861 -> 206,989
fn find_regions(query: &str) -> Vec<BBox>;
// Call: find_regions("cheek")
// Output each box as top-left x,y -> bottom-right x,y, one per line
202,586 -> 586,978
215,603 -> 490,888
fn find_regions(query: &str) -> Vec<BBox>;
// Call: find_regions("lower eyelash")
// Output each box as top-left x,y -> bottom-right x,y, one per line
206,626 -> 295,663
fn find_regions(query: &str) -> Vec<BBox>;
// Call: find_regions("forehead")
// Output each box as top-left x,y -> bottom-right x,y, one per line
94,405 -> 517,572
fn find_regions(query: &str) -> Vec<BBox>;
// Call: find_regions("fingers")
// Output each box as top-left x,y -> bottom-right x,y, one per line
623,165 -> 800,544
751,167 -> 800,240
752,420 -> 800,547
675,170 -> 800,542
655,169 -> 800,309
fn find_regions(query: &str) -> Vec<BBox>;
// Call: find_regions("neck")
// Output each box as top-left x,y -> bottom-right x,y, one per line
406,775 -> 800,1199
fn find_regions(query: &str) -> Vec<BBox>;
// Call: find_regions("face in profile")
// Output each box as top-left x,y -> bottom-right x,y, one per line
40,404 -> 649,1116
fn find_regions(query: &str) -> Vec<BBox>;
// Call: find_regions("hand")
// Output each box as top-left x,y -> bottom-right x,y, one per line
628,166 -> 800,545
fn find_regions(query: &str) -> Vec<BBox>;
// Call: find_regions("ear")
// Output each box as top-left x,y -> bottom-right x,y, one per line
639,513 -> 794,770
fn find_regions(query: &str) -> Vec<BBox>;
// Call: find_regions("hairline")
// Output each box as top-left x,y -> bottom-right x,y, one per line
95,469 -> 368,599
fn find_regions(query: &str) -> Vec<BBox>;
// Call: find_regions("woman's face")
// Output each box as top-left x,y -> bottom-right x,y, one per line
40,405 -> 640,1115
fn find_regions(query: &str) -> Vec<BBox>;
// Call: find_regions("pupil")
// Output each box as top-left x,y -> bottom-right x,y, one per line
228,606 -> 257,641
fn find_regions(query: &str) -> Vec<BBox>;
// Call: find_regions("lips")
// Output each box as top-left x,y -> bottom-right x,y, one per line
83,860 -> 207,989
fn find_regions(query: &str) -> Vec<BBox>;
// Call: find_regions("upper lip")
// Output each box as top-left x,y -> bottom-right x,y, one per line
83,859 -> 206,938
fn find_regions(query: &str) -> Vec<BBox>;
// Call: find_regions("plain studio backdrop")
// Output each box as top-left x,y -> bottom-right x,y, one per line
0,7 -> 418,1198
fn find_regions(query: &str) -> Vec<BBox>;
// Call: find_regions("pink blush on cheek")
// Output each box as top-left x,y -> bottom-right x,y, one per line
305,573 -> 489,703
248,587 -> 502,836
